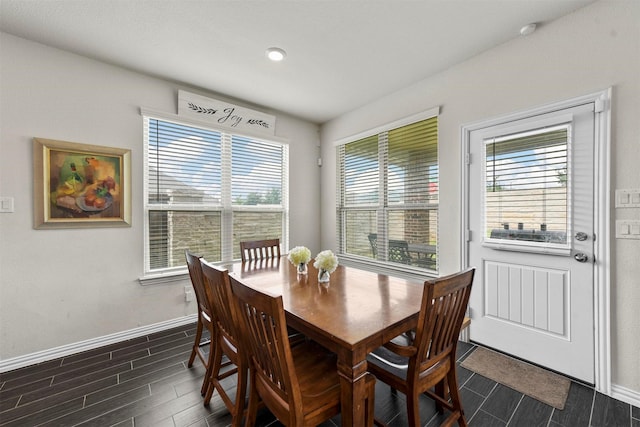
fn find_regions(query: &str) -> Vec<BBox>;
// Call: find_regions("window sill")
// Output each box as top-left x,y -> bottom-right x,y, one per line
138,269 -> 189,286
339,255 -> 438,283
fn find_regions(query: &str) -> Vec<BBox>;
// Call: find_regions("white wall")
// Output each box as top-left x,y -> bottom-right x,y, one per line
0,33 -> 321,360
321,0 -> 639,398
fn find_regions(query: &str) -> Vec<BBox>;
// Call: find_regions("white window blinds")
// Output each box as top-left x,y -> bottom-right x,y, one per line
484,125 -> 569,246
387,119 -> 439,205
144,115 -> 288,274
337,114 -> 439,271
148,119 -> 222,207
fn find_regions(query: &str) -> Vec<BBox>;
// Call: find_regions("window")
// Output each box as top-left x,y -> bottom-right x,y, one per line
143,113 -> 288,275
337,112 -> 439,272
484,125 -> 570,248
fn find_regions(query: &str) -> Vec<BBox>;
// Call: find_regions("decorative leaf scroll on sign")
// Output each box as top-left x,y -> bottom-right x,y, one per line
187,103 -> 217,115
178,90 -> 276,136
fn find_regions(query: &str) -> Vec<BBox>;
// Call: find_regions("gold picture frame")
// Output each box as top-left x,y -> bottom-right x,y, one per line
33,138 -> 131,229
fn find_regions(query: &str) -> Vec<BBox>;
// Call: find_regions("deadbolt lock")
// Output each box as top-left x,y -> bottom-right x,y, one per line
575,232 -> 589,241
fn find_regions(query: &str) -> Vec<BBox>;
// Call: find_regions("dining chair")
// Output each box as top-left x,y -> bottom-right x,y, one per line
368,233 -> 412,264
241,254 -> 281,273
228,275 -> 376,427
239,238 -> 281,262
388,239 -> 412,264
185,250 -> 232,397
367,268 -> 475,427
368,233 -> 378,258
200,261 -> 248,427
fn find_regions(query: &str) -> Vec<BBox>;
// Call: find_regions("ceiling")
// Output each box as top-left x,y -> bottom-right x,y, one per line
0,0 -> 596,124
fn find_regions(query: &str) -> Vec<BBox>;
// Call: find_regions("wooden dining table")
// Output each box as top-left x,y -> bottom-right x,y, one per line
224,256 -> 424,427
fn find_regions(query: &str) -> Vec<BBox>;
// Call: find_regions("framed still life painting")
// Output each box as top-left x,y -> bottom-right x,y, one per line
33,138 -> 131,228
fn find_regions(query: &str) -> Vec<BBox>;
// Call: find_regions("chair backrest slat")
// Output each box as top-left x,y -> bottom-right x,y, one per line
240,239 -> 281,263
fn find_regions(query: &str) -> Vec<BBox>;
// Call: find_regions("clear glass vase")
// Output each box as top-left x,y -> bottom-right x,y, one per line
317,268 -> 330,283
297,262 -> 308,275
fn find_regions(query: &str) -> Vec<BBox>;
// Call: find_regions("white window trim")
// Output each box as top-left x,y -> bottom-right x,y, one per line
138,108 -> 289,285
336,106 -> 441,275
480,117 -> 574,256
333,106 -> 440,147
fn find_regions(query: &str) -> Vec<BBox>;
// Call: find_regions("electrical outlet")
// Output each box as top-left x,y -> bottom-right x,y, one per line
0,197 -> 14,213
184,286 -> 194,302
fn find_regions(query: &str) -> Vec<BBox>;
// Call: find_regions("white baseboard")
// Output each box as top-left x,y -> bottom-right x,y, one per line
611,383 -> 640,408
0,315 -> 197,373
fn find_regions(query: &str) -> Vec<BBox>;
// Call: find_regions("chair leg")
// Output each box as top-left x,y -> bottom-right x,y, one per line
201,333 -> 218,397
203,337 -> 224,405
434,379 -> 446,414
406,389 -> 421,427
188,318 -> 203,367
446,370 -> 467,427
231,362 -> 248,427
364,373 -> 376,427
243,369 -> 259,427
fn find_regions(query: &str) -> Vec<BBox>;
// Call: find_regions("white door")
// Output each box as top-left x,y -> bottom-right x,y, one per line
466,103 -> 596,383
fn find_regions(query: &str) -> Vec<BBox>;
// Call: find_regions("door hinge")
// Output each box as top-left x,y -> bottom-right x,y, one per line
465,153 -> 472,165
595,99 -> 605,113
466,229 -> 472,242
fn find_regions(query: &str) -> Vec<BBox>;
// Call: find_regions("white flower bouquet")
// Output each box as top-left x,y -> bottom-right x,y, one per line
288,246 -> 311,265
288,246 -> 311,274
314,250 -> 339,282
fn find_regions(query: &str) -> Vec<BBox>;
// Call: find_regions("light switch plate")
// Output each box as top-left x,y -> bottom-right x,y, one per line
615,189 -> 640,208
616,220 -> 640,239
0,197 -> 14,213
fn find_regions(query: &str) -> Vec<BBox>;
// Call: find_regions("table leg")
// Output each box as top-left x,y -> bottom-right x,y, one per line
337,358 -> 372,427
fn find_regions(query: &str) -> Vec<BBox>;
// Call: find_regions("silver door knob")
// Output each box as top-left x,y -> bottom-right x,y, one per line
574,253 -> 589,263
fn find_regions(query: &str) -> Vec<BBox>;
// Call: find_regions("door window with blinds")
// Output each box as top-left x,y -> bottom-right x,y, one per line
483,124 -> 570,250
144,115 -> 288,274
337,113 -> 439,271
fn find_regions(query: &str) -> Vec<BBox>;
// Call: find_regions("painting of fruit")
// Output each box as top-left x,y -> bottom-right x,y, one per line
34,138 -> 131,228
49,152 -> 121,216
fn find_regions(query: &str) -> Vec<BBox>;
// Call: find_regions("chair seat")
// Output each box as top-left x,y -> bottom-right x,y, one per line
367,330 -> 414,376
368,346 -> 453,390
293,341 -> 341,409
367,346 -> 410,379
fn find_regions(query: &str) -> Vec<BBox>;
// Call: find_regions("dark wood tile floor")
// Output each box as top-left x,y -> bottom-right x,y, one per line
1,323 -> 638,426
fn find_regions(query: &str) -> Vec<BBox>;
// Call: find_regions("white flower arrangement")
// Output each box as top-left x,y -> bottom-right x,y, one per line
313,249 -> 339,274
288,246 -> 311,266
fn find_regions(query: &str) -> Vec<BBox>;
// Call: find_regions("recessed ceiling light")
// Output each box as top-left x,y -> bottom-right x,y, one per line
266,47 -> 286,62
520,23 -> 537,36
